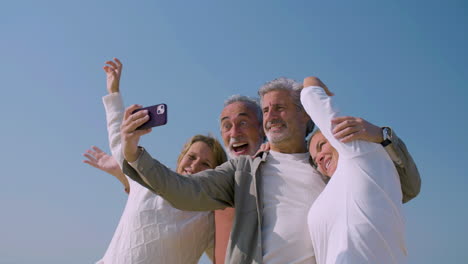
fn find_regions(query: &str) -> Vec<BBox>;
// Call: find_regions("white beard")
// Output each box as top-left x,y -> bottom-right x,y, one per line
266,129 -> 290,144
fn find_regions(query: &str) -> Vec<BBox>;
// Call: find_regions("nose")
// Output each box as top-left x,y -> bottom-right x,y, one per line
230,123 -> 243,138
264,108 -> 278,124
190,159 -> 203,173
316,152 -> 325,167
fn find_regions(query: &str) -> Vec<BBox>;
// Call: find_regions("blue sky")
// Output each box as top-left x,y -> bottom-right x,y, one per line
1,1 -> 467,263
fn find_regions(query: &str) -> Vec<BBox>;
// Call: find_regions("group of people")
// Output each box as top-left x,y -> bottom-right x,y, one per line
83,58 -> 421,264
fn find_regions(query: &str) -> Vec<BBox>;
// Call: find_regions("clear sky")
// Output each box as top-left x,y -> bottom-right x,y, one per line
1,0 -> 467,263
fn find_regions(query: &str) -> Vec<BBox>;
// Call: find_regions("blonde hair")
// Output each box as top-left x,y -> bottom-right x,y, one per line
176,134 -> 227,173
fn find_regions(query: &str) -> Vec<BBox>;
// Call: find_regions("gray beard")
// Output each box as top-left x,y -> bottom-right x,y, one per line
266,131 -> 289,144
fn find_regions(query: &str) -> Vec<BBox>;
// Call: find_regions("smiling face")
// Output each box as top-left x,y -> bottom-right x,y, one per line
220,101 -> 264,157
309,131 -> 339,177
177,141 -> 217,175
262,90 -> 309,149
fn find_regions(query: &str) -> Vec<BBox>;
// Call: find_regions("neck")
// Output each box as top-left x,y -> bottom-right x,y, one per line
270,140 -> 307,154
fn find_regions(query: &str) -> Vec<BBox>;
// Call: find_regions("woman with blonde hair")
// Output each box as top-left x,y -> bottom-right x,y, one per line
83,58 -> 227,264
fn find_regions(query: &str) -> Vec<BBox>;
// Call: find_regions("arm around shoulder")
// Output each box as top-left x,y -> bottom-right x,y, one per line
384,129 -> 421,203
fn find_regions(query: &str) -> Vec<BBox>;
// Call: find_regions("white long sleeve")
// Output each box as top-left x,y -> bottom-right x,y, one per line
302,86 -> 406,264
300,86 -> 380,158
102,92 -> 125,166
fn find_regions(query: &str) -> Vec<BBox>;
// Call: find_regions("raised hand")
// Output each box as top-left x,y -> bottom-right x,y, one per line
121,105 -> 153,163
331,116 -> 383,143
303,76 -> 334,96
103,58 -> 123,94
83,146 -> 130,193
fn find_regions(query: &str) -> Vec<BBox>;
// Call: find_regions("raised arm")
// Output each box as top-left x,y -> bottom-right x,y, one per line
301,77 -> 379,157
83,146 -> 129,194
302,77 -> 421,202
102,58 -> 126,165
120,105 -> 235,210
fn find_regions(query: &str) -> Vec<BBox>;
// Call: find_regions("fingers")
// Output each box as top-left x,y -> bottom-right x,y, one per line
85,148 -> 97,158
83,146 -> 105,164
103,66 -> 112,73
331,116 -> 359,134
253,142 -> 270,157
331,116 -> 362,142
331,116 -> 354,125
123,104 -> 143,122
303,77 -> 320,87
83,152 -> 96,162
260,142 -> 270,152
334,127 -> 361,142
337,131 -> 361,143
122,105 -> 149,133
92,146 -> 104,154
83,152 -> 99,168
322,84 -> 334,96
114,58 -> 122,68
331,116 -> 383,143
83,159 -> 98,168
105,60 -> 118,69
103,58 -> 122,74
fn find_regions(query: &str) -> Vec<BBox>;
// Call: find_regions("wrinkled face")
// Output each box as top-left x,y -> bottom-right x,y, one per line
220,102 -> 263,157
262,90 -> 308,145
309,131 -> 339,177
177,141 -> 217,175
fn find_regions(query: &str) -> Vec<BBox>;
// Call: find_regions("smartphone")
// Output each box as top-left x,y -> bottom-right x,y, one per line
132,103 -> 168,130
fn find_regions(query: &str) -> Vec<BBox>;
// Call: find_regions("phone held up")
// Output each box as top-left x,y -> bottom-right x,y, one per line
132,103 -> 168,130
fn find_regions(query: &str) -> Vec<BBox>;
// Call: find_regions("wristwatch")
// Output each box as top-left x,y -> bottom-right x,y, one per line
381,127 -> 392,147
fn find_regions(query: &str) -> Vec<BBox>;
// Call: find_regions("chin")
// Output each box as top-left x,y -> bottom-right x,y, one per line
266,133 -> 287,144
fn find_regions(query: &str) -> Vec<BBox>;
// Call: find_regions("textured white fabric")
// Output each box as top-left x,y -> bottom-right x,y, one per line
301,86 -> 407,264
261,151 -> 325,264
96,93 -> 214,264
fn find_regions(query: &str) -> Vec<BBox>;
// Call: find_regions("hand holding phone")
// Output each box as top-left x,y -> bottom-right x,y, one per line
132,103 -> 168,130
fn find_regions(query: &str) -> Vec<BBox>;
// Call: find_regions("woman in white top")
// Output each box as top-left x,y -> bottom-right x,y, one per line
301,77 -> 407,264
83,58 -> 227,264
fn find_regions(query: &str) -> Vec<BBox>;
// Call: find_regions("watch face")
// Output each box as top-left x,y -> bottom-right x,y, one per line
384,127 -> 392,141
381,127 -> 392,146
383,127 -> 389,140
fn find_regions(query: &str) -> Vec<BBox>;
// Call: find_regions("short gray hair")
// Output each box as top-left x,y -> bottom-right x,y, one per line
223,94 -> 263,126
258,77 -> 315,136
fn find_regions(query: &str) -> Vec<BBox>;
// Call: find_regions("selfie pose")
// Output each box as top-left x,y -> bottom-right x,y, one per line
119,76 -> 420,264
85,58 -> 227,264
301,77 -> 407,264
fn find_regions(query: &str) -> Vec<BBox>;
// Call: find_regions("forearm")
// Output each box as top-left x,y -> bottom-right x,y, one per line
103,92 -> 125,166
122,148 -> 235,211
110,169 -> 130,194
384,132 -> 421,203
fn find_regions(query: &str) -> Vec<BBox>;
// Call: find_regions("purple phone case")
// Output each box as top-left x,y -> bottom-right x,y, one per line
133,103 -> 168,130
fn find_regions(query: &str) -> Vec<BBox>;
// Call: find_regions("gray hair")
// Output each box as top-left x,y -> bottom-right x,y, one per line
223,94 -> 263,126
258,77 -> 315,136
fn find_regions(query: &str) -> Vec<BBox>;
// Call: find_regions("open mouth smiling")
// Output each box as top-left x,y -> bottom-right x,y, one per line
231,142 -> 249,154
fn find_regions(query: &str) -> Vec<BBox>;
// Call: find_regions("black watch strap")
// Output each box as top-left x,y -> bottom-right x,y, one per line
381,127 -> 392,147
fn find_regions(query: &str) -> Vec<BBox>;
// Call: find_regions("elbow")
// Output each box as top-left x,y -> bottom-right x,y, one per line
402,173 -> 422,204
